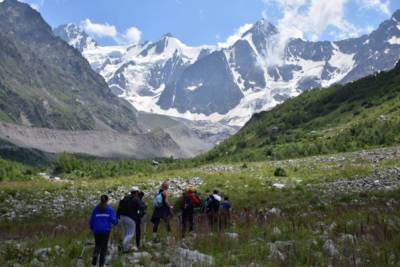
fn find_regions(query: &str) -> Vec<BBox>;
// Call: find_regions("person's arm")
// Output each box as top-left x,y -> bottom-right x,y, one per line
163,191 -> 173,209
139,199 -> 147,211
89,208 -> 96,231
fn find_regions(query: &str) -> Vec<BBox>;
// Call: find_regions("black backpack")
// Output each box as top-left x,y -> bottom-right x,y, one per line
207,195 -> 220,213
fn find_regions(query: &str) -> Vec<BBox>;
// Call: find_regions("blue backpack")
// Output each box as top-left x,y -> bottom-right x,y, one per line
153,192 -> 163,208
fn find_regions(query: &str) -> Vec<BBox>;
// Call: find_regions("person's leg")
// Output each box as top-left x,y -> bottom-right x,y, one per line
92,234 -> 100,266
98,232 -> 110,267
188,211 -> 194,232
152,217 -> 160,242
122,216 -> 135,251
182,212 -> 187,237
152,218 -> 160,233
135,219 -> 141,248
164,217 -> 171,232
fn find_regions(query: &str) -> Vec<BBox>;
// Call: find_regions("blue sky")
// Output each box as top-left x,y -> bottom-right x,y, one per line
19,0 -> 400,46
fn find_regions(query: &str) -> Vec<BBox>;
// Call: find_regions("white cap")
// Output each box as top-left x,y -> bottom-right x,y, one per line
131,186 -> 140,192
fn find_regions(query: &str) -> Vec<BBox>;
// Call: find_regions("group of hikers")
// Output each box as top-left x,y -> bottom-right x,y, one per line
89,180 -> 231,267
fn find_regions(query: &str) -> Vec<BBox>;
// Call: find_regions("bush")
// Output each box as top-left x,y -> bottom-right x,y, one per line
274,167 -> 287,177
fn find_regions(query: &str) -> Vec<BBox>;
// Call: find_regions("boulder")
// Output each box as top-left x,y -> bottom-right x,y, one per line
323,240 -> 339,257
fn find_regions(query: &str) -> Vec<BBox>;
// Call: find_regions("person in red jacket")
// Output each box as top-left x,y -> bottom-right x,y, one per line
180,186 -> 200,237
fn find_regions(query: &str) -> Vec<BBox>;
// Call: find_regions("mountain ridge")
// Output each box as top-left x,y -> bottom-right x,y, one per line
56,11 -> 400,126
201,59 -> 400,162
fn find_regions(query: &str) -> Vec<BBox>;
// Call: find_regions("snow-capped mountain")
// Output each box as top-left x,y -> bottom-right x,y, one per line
54,23 -> 97,52
55,10 -> 400,126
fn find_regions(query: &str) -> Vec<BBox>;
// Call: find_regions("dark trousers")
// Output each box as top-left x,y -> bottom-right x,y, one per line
181,210 -> 194,236
152,217 -> 171,233
220,210 -> 231,230
135,219 -> 141,248
92,232 -> 110,267
207,211 -> 219,231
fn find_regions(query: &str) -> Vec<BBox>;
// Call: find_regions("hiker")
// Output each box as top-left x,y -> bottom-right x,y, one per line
116,186 -> 144,252
136,191 -> 147,248
220,196 -> 232,230
151,180 -> 173,241
89,194 -> 118,267
206,190 -> 222,231
180,186 -> 201,237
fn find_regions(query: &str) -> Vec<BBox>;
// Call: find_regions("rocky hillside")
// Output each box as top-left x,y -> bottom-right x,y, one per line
56,11 -> 400,126
0,0 -> 205,160
202,60 -> 400,161
0,0 -> 140,133
0,122 -> 185,159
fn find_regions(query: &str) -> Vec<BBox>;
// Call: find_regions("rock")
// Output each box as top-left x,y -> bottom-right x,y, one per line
172,248 -> 214,266
328,222 -> 337,232
30,258 -> 44,267
34,248 -> 52,262
339,234 -> 355,243
76,259 -> 85,267
268,243 -> 285,261
132,251 -> 152,260
225,233 -> 239,240
323,240 -> 339,257
272,183 -> 286,189
272,227 -> 281,236
267,208 -> 282,217
53,225 -> 68,236
125,256 -> 140,265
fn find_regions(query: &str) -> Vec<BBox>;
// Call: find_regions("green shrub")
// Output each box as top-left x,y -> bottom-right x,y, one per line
274,167 -> 287,177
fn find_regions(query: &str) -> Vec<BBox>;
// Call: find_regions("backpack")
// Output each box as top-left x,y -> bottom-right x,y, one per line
180,194 -> 200,210
207,195 -> 220,213
153,192 -> 163,208
181,195 -> 193,210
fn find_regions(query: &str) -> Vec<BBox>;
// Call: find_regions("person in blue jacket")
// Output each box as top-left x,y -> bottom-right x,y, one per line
89,194 -> 118,267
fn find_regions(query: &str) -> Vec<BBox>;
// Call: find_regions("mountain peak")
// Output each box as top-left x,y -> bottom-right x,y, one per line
392,9 -> 400,21
54,23 -> 97,52
0,0 -> 53,42
162,33 -> 174,39
243,19 -> 278,38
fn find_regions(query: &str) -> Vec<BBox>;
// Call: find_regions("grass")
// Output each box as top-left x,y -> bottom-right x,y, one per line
201,63 -> 400,162
1,146 -> 400,266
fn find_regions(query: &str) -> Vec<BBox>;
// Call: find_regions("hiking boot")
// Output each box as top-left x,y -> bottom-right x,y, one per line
91,256 -> 97,266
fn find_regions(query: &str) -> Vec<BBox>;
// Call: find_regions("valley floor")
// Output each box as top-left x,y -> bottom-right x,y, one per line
1,146 -> 400,266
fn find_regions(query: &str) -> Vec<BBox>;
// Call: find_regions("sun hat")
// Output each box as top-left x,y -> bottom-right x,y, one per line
131,186 -> 140,192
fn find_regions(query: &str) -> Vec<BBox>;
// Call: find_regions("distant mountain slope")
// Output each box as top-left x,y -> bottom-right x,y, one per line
56,11 -> 400,126
202,61 -> 400,162
0,122 -> 184,159
0,0 -> 140,133
0,0 -> 193,160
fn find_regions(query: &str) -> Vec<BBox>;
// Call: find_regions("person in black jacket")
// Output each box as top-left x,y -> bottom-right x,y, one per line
117,186 -> 145,252
206,190 -> 222,231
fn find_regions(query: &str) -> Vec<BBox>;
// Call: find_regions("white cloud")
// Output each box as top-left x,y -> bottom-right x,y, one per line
30,3 -> 40,10
82,19 -> 118,39
263,0 -> 362,65
358,0 -> 390,15
124,27 -> 142,44
218,23 -> 253,48
81,19 -> 142,45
